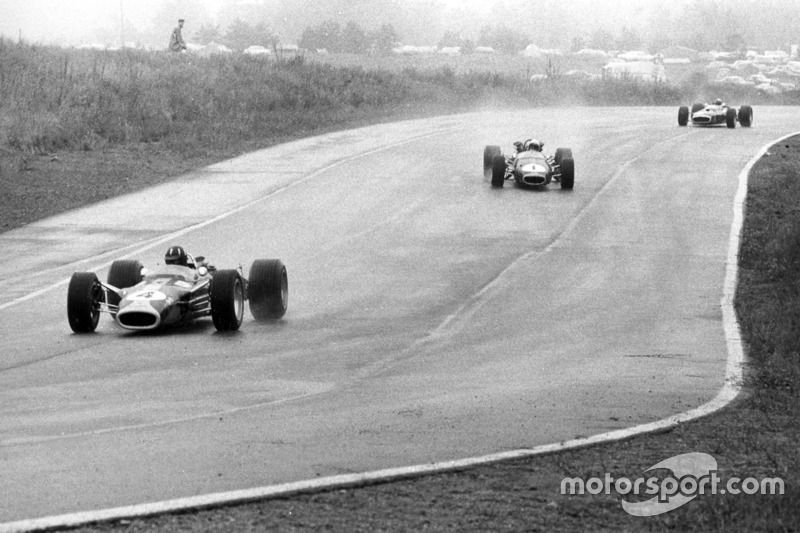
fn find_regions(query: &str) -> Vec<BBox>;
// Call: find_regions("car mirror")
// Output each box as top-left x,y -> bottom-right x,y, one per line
198,266 -> 208,276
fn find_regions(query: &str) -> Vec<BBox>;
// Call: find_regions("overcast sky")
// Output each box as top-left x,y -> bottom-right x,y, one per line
0,0 -> 209,44
0,0 -> 671,47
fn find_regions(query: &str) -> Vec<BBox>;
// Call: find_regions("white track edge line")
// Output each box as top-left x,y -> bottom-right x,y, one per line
0,131 -> 794,533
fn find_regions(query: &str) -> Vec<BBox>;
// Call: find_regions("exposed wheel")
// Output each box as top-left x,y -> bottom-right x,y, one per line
559,158 -> 575,190
107,259 -> 143,315
248,259 -> 288,320
554,148 -> 573,166
739,105 -> 753,127
491,154 -> 506,188
210,269 -> 245,331
483,145 -> 501,174
67,272 -> 102,333
726,108 -> 737,128
691,102 -> 704,114
678,106 -> 689,126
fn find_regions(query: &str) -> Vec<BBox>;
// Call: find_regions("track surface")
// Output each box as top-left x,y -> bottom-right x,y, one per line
1,107 -> 796,522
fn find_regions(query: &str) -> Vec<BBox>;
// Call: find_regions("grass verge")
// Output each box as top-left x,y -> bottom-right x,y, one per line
42,135 -> 800,533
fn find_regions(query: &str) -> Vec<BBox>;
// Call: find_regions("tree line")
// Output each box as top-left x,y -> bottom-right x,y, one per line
187,18 -> 645,55
187,0 -> 798,55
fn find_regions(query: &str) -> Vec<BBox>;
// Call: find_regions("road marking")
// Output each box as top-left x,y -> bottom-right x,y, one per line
417,129 -> 694,345
1,130 -> 794,533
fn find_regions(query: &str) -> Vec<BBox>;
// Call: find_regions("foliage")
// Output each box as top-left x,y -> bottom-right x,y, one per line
589,29 -> 615,51
340,22 -> 368,54
299,21 -> 342,52
439,30 -> 475,54
477,23 -> 530,54
570,36 -> 586,53
299,20 -> 399,54
223,18 -> 275,51
193,24 -> 222,45
725,33 -> 747,53
372,24 -> 401,55
616,26 -> 642,51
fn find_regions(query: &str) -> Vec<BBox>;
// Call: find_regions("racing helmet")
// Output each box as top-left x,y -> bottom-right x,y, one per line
165,245 -> 188,266
713,99 -> 723,105
526,139 -> 543,151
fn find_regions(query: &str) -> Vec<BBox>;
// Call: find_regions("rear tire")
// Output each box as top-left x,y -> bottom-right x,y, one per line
739,105 -> 753,127
107,259 -> 143,316
210,270 -> 245,331
678,106 -> 689,126
559,158 -> 575,190
67,272 -> 101,333
726,108 -> 737,128
249,259 -> 288,320
491,154 -> 506,187
483,145 -> 501,174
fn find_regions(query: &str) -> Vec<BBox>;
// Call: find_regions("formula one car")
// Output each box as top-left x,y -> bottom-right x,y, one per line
483,141 -> 574,189
67,256 -> 288,333
678,101 -> 753,128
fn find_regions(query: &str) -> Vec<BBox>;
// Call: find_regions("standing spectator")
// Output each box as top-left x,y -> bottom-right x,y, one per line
169,19 -> 187,52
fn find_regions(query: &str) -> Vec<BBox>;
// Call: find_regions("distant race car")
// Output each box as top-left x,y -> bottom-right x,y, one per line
483,141 -> 574,189
678,101 -> 753,128
67,257 -> 288,333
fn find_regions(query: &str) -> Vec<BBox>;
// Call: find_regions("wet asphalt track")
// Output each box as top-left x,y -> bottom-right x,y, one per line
1,107 -> 798,522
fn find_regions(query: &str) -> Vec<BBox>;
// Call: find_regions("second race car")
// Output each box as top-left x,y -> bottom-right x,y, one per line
67,246 -> 288,333
483,139 -> 574,190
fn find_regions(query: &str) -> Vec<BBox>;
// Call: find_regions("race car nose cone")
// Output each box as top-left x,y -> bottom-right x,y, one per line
116,308 -> 161,329
522,174 -> 547,186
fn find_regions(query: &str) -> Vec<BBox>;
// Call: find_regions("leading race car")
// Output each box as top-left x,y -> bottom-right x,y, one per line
678,100 -> 753,128
67,251 -> 288,333
484,140 -> 574,190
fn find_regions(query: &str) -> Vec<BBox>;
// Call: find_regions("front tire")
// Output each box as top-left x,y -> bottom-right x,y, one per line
726,108 -> 737,128
67,272 -> 101,333
483,145 -> 501,174
559,158 -> 575,190
678,106 -> 689,126
210,270 -> 245,331
107,259 -> 143,315
249,259 -> 288,320
491,154 -> 506,187
739,105 -> 753,127
691,102 -> 704,114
